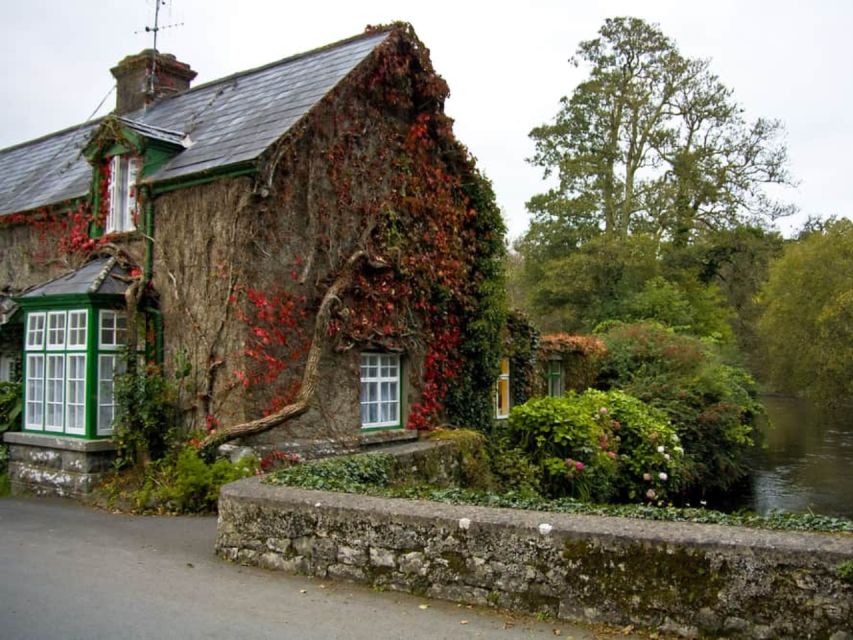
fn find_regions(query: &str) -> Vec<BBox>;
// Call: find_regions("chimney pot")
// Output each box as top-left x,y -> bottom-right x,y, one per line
111,50 -> 197,115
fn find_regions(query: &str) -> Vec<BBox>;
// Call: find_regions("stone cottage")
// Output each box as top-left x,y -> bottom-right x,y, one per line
0,24 -> 507,495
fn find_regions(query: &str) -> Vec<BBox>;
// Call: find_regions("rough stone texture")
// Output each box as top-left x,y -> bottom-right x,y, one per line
3,432 -> 117,497
217,477 -> 853,639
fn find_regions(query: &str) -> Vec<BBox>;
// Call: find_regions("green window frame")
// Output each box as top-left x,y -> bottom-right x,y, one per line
21,304 -> 129,439
495,357 -> 510,419
24,309 -> 89,436
547,359 -> 565,397
360,353 -> 402,429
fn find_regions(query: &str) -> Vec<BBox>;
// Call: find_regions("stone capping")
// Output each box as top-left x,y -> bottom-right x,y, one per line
218,477 -> 853,639
359,428 -> 419,447
221,477 -> 852,558
4,431 -> 117,452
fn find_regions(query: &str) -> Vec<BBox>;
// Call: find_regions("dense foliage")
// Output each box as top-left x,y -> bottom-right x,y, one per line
266,449 -> 853,533
598,322 -> 761,495
503,389 -> 682,502
0,381 -> 21,482
759,219 -> 853,400
100,446 -> 257,514
113,363 -> 178,467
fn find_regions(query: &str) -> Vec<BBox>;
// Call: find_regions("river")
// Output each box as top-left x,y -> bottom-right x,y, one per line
739,395 -> 853,518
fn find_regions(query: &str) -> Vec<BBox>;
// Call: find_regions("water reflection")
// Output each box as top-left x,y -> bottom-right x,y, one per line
745,396 -> 853,518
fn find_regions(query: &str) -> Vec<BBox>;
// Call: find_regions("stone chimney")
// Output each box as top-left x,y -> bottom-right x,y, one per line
111,50 -> 197,115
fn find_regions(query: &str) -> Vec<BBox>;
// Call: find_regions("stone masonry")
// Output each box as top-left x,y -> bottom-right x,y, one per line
217,476 -> 853,639
4,432 -> 117,497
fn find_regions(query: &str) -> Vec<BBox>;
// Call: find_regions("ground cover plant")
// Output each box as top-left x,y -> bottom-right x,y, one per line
265,444 -> 853,533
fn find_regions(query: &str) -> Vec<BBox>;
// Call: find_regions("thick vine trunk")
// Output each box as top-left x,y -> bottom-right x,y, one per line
199,250 -> 371,452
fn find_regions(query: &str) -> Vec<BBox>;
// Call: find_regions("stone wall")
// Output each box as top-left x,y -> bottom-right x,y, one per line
217,477 -> 853,639
4,432 -> 117,497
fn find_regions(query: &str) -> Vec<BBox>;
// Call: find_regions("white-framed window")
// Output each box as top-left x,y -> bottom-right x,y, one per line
106,155 -> 139,234
45,354 -> 65,432
67,309 -> 88,349
99,310 -> 128,349
0,355 -> 16,382
25,354 -> 44,430
547,359 -> 565,398
47,311 -> 66,350
495,357 -> 510,419
65,354 -> 87,435
360,353 -> 400,429
26,313 -> 45,350
23,309 -> 90,436
97,354 -> 126,436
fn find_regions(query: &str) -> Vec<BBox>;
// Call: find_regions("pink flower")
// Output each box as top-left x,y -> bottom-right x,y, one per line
575,461 -> 585,471
643,473 -> 652,481
599,407 -> 608,415
607,451 -> 617,459
646,489 -> 657,499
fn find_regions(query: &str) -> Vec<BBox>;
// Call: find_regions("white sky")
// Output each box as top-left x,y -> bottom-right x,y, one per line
1,0 -> 851,241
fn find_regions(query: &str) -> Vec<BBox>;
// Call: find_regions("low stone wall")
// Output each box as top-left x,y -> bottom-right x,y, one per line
217,477 -> 853,639
4,432 -> 117,497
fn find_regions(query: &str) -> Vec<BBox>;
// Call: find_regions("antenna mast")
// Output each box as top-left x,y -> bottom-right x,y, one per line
140,1 -> 184,104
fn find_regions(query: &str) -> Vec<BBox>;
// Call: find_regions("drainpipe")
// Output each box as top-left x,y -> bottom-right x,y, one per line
140,187 -> 163,365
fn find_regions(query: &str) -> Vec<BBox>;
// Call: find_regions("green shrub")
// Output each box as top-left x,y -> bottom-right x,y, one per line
504,389 -> 682,502
151,446 -> 257,513
113,363 -> 179,467
598,321 -> 760,495
0,381 -> 21,478
268,453 -> 394,492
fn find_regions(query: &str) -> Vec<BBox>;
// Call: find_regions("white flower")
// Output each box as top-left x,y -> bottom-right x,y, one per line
664,453 -> 671,461
646,489 -> 657,499
538,523 -> 553,536
458,518 -> 471,530
659,472 -> 668,481
643,473 -> 652,481
657,446 -> 665,453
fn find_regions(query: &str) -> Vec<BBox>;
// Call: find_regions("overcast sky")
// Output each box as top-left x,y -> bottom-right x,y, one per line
1,0 -> 850,240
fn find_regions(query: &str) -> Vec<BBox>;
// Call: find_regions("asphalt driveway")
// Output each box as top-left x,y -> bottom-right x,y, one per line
0,496 -> 645,639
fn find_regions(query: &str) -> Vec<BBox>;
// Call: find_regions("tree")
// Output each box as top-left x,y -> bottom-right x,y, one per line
758,219 -> 853,401
516,17 -> 792,336
527,17 -> 792,246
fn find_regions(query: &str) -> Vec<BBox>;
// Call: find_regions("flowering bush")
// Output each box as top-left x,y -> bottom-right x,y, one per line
598,321 -> 760,495
504,389 -> 682,502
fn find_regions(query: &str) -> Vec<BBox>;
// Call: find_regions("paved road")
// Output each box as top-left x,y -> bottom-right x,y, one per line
0,497 -> 647,640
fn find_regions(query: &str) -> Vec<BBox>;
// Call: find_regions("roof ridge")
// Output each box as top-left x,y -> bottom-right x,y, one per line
144,28 -> 394,110
0,28 -> 394,157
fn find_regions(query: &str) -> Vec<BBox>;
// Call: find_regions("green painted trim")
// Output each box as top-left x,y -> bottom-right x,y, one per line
15,293 -> 126,311
142,186 -> 154,281
150,162 -> 256,195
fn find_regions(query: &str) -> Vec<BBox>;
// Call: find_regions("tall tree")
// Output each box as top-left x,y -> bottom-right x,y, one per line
759,219 -> 853,401
527,17 -> 792,246
517,17 -> 793,334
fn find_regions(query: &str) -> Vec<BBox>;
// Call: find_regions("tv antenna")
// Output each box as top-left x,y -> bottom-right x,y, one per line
138,0 -> 184,53
134,1 -> 185,104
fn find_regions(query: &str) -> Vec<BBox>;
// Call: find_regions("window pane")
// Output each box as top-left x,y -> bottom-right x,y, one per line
26,313 -> 45,350
45,355 -> 65,431
25,354 -> 44,429
68,310 -> 87,349
47,312 -> 66,348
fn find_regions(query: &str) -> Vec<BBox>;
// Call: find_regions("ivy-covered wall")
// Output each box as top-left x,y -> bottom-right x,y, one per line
148,25 -> 507,444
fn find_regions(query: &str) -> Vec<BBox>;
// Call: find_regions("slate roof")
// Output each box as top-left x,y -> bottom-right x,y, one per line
0,29 -> 392,217
18,257 -> 130,299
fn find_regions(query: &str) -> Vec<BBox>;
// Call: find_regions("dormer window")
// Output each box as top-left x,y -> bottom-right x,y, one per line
107,155 -> 139,233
